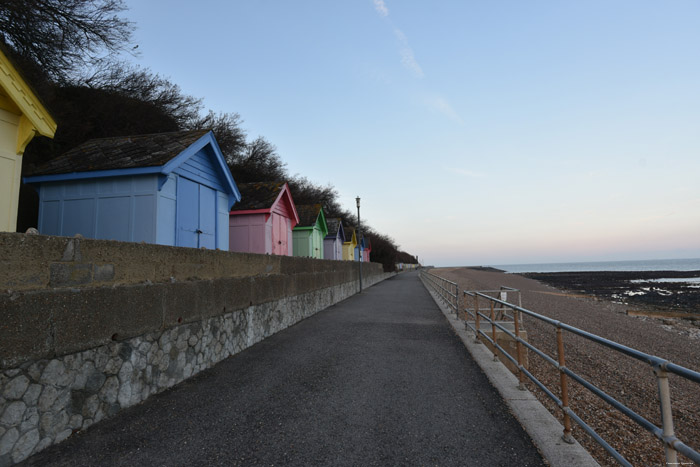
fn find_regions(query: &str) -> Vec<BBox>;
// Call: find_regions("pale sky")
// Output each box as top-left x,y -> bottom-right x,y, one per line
123,0 -> 700,266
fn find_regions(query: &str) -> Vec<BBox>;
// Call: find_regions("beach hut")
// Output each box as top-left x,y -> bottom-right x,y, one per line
24,130 -> 240,249
342,225 -> 358,261
292,204 -> 328,259
229,181 -> 299,255
0,48 -> 57,232
353,235 -> 370,262
362,236 -> 371,262
323,217 -> 346,260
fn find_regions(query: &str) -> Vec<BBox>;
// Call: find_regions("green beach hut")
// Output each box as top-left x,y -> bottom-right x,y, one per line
292,204 -> 328,259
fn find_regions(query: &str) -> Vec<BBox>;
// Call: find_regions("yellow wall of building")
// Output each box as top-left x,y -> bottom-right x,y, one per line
342,238 -> 357,261
0,50 -> 56,232
0,108 -> 22,231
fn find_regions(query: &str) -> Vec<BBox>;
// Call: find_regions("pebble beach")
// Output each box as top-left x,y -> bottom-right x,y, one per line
431,267 -> 700,467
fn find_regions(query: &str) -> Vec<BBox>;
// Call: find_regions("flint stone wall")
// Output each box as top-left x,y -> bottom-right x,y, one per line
0,232 -> 391,465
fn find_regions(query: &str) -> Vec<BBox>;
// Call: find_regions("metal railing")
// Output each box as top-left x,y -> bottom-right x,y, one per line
462,288 -> 700,467
420,269 -> 459,316
462,286 -> 521,328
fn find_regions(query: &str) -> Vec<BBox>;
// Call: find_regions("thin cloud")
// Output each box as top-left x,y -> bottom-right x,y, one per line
373,0 -> 389,17
449,167 -> 486,178
393,28 -> 424,78
426,96 -> 462,123
370,2 -> 424,79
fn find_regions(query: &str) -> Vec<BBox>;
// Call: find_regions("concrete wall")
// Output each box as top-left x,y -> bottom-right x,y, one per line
0,232 -> 370,292
0,232 -> 391,464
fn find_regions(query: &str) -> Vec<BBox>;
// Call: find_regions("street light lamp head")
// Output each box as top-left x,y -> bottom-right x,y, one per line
356,196 -> 360,208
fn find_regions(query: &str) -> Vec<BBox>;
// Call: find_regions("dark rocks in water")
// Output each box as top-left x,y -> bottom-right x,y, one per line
522,270 -> 700,315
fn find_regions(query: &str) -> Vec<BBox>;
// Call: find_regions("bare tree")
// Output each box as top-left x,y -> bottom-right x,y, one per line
227,137 -> 287,183
0,0 -> 135,82
188,111 -> 247,161
80,62 -> 204,126
288,177 -> 339,211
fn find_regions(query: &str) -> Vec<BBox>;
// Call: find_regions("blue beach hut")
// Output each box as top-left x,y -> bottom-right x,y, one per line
24,130 -> 240,249
354,235 -> 369,262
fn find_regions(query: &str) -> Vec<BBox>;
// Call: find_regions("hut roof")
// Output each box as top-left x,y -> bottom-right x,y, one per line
295,204 -> 323,227
232,181 -> 286,210
27,129 -> 209,176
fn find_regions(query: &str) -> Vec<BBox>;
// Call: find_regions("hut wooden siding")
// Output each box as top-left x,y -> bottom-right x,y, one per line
342,225 -> 358,261
323,218 -> 345,260
24,130 -> 240,249
0,48 -> 56,232
228,182 -> 299,256
292,204 -> 328,259
362,237 -> 371,262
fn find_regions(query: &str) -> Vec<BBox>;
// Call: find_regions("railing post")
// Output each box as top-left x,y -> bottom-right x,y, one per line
473,294 -> 481,343
655,366 -> 678,465
556,326 -> 574,444
513,305 -> 526,391
517,291 -> 523,326
490,301 -> 498,361
453,283 -> 459,318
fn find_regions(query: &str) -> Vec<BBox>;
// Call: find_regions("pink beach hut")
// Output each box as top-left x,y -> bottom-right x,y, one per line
228,181 -> 299,255
362,236 -> 371,263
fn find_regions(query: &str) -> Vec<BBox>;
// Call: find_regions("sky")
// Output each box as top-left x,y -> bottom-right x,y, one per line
122,0 -> 700,266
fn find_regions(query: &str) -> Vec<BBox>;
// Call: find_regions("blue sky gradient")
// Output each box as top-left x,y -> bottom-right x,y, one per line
123,0 -> 700,266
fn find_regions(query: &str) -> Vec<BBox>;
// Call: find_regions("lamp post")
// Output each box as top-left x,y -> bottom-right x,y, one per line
356,196 -> 362,293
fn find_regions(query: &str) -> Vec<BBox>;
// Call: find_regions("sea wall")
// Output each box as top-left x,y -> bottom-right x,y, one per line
0,232 -> 391,464
0,232 -> 337,291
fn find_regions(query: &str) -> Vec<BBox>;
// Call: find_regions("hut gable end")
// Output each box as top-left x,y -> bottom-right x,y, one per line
230,182 -> 299,226
173,145 -> 226,193
228,182 -> 298,256
292,204 -> 327,259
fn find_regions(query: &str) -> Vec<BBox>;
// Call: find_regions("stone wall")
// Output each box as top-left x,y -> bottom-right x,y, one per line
0,232 -> 391,465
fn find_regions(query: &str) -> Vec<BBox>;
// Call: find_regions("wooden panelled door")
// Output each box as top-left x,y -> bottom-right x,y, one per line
176,177 -> 216,248
272,214 -> 288,255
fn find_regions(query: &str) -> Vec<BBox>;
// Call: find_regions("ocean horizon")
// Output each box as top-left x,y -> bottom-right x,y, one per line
489,258 -> 700,274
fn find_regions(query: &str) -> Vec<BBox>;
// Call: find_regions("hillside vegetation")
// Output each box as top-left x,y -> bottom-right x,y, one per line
2,0 -> 417,271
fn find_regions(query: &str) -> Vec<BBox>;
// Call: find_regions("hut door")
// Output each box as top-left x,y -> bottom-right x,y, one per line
176,177 -> 216,248
272,215 -> 287,255
198,186 -> 216,249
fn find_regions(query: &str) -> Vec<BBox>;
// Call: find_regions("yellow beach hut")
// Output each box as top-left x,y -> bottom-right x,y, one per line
0,49 -> 56,232
342,225 -> 358,261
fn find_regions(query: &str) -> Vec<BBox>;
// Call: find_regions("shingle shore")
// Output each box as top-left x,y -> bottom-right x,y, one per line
433,267 -> 700,467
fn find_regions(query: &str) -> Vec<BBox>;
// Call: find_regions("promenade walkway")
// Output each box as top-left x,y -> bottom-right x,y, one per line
23,272 -> 545,466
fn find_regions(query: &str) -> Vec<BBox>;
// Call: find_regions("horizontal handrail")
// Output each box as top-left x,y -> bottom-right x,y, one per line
471,292 -> 700,383
420,270 -> 459,314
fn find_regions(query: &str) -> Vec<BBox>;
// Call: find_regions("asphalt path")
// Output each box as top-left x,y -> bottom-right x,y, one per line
23,271 -> 545,466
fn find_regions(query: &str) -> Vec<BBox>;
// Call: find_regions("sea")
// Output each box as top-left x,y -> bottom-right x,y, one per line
492,258 -> 700,274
